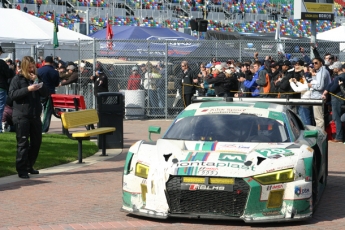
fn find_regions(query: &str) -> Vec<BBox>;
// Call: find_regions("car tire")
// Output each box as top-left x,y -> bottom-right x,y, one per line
312,155 -> 319,212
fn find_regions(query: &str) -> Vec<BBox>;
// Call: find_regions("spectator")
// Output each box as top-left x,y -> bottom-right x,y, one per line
308,57 -> 331,130
37,56 -> 60,134
8,56 -> 50,179
15,4 -> 20,10
179,60 -> 197,107
244,61 -> 261,97
268,61 -> 281,98
205,64 -> 227,97
23,4 -> 27,12
322,61 -> 344,142
289,73 -> 312,125
276,60 -> 294,98
37,1 -> 41,12
2,97 -> 14,132
0,46 -> 11,133
60,64 -> 78,86
127,66 -> 141,90
90,69 -> 109,104
143,64 -> 161,115
223,67 -> 238,97
257,60 -> 271,97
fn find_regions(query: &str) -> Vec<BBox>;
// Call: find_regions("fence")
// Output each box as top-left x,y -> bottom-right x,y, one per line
3,39 -> 344,119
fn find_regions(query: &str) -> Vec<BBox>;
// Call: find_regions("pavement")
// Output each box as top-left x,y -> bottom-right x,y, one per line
1,117 -> 345,230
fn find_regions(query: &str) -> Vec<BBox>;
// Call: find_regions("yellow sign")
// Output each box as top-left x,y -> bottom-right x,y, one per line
304,2 -> 334,13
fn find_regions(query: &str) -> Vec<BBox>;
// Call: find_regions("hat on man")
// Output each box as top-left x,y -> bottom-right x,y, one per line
270,62 -> 278,68
139,63 -> 146,67
79,62 -> 86,68
282,60 -> 291,66
44,56 -> 54,63
329,61 -> 342,70
205,63 -> 213,68
225,69 -> 233,74
132,66 -> 138,71
229,64 -> 235,68
296,60 -> 304,66
214,64 -> 223,72
66,65 -> 75,70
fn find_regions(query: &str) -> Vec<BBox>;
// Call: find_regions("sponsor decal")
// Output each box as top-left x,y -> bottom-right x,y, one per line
294,186 -> 310,196
219,153 -> 246,162
266,184 -> 284,191
268,154 -> 282,159
198,167 -> 219,176
176,161 -> 256,171
283,152 -> 295,157
181,183 -> 233,191
256,148 -> 292,157
262,210 -> 281,216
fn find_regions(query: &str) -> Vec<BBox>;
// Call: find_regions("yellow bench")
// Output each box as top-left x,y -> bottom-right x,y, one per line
61,109 -> 116,163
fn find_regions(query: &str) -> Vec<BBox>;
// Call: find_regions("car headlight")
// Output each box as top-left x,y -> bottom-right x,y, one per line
135,163 -> 149,179
253,169 -> 294,185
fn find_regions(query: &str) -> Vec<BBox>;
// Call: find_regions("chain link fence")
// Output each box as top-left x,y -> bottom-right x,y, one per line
2,39 -> 343,119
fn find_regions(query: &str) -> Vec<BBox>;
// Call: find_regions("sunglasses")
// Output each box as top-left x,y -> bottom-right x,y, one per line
181,65 -> 186,67
313,62 -> 319,64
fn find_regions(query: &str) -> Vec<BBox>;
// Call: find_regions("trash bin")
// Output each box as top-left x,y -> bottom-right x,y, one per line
119,90 -> 145,120
97,92 -> 124,149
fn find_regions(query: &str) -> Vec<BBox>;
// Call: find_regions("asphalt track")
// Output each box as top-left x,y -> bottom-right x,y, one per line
0,118 -> 345,230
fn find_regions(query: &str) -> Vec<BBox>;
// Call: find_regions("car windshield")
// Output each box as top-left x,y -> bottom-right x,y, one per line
164,114 -> 290,142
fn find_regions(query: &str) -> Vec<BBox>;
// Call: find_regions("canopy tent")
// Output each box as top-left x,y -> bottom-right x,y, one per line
0,8 -> 92,45
317,25 -> 345,52
89,26 -> 199,57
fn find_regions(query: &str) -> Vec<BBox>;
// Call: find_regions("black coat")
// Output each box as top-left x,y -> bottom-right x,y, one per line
276,68 -> 294,98
179,68 -> 196,95
9,74 -> 50,119
206,72 -> 227,96
0,59 -> 10,90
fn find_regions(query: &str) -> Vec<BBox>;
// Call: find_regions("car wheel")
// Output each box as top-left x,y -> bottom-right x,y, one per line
312,155 -> 319,211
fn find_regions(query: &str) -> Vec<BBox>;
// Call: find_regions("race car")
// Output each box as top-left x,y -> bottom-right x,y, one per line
121,98 -> 328,223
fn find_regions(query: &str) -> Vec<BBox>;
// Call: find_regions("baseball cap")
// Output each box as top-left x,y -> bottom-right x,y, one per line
225,69 -> 233,74
132,66 -> 138,71
79,63 -> 86,68
329,61 -> 342,70
205,63 -> 212,68
214,64 -> 223,72
283,60 -> 291,66
66,65 -> 75,70
270,62 -> 278,68
140,64 -> 146,67
44,56 -> 54,63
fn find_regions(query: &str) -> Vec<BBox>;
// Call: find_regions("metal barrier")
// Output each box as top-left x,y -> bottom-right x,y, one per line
3,39 -> 344,119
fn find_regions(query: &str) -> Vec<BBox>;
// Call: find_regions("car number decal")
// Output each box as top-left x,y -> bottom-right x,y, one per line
256,148 -> 292,157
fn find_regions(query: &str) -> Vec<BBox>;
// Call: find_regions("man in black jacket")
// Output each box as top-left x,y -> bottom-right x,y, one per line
180,61 -> 196,107
37,56 -> 60,133
206,64 -> 227,97
276,60 -> 294,98
0,46 -> 11,133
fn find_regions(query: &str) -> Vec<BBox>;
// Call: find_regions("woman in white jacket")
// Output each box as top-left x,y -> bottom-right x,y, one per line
289,76 -> 312,125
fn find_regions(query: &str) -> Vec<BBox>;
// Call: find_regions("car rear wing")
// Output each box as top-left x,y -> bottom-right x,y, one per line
192,97 -> 324,106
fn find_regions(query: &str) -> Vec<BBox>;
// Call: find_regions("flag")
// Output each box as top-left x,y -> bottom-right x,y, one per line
53,13 -> 59,48
106,17 -> 113,50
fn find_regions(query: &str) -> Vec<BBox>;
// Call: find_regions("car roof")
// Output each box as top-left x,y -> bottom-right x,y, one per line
178,101 -> 286,122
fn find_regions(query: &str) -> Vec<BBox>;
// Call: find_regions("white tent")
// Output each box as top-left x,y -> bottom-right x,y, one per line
0,8 -> 92,45
317,25 -> 345,52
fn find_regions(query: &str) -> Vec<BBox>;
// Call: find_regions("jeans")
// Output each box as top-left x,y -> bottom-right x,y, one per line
0,89 -> 7,133
331,96 -> 344,141
298,106 -> 312,126
157,87 -> 165,115
147,89 -> 159,115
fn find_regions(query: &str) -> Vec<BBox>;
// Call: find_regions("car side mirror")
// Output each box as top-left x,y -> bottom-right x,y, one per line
303,130 -> 318,138
148,126 -> 161,142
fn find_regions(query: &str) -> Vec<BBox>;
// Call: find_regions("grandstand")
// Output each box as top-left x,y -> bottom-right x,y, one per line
2,0 -> 344,39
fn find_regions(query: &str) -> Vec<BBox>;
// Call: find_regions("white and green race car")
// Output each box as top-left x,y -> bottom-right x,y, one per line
121,98 -> 328,223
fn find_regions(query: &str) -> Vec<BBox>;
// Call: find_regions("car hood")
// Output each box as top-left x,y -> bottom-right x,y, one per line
139,139 -> 313,178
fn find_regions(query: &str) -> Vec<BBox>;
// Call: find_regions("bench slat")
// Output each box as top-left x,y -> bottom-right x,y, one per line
61,109 -> 99,129
72,127 -> 116,138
